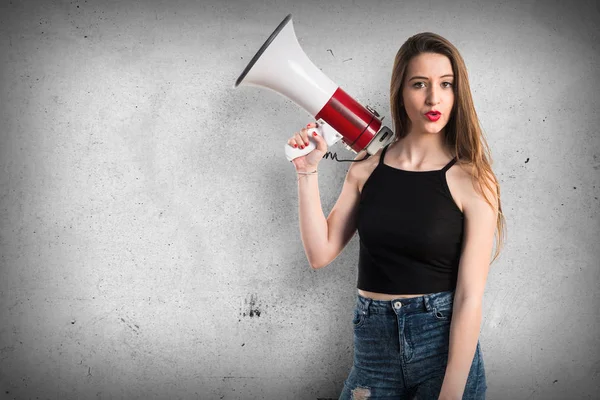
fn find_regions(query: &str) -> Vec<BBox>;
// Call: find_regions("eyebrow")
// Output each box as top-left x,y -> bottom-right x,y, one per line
409,74 -> 454,81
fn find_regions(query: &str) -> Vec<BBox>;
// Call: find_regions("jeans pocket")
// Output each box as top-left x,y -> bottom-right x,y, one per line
352,307 -> 367,329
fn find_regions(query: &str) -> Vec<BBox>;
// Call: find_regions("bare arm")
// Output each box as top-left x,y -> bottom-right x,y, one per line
439,172 -> 498,399
297,150 -> 365,269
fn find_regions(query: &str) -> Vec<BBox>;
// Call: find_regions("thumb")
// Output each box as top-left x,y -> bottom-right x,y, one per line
312,132 -> 327,151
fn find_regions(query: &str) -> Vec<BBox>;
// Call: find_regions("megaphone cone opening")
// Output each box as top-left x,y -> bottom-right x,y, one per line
234,14 -> 293,88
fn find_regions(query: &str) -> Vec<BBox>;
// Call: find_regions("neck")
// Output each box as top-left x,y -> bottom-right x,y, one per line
392,129 -> 451,165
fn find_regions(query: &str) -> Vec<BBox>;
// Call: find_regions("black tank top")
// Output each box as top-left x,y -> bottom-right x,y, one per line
357,143 -> 464,294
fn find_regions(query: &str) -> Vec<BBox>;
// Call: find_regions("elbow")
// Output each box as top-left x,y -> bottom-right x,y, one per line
309,259 -> 329,270
308,249 -> 333,270
309,262 -> 324,270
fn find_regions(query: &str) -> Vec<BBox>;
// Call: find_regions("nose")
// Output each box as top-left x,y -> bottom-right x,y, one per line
426,85 -> 441,106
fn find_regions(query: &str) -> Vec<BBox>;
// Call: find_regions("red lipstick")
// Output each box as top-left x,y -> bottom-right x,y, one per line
425,110 -> 441,122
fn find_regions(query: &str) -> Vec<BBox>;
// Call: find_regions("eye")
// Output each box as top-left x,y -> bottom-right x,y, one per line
412,81 -> 453,88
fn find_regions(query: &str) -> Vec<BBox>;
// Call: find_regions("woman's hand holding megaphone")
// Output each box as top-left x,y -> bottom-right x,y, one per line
287,122 -> 328,172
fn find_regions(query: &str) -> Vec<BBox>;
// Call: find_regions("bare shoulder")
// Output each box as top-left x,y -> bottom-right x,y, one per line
347,148 -> 383,194
449,160 -> 498,213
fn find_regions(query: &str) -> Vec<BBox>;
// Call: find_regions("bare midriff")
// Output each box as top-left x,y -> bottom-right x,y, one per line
358,289 -> 429,300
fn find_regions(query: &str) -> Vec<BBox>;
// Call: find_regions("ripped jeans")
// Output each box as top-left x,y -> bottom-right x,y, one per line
339,291 -> 486,399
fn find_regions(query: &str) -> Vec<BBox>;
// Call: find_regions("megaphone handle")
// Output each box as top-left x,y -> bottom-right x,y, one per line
284,122 -> 343,162
285,129 -> 319,162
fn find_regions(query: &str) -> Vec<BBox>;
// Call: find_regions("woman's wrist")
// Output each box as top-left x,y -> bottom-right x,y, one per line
296,166 -> 318,174
296,168 -> 318,181
297,169 -> 318,175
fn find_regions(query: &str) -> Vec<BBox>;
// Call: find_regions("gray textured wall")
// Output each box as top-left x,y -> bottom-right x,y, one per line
1,0 -> 599,399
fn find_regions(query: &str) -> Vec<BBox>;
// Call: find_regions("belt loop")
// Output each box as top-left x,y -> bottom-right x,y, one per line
363,297 -> 372,317
423,295 -> 433,312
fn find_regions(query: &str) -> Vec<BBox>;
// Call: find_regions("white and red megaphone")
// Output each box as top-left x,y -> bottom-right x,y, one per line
234,14 -> 395,161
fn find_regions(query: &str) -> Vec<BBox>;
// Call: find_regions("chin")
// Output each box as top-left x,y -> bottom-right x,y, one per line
423,125 -> 446,134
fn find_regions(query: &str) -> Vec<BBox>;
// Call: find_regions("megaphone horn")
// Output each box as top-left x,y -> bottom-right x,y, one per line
235,14 -> 394,161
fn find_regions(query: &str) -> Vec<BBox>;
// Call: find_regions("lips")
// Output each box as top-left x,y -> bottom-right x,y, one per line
425,111 -> 441,121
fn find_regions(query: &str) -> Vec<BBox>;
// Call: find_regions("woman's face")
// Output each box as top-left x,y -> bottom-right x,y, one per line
401,52 -> 455,135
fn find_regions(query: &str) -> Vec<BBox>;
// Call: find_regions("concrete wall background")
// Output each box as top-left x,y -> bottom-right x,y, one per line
1,0 -> 599,399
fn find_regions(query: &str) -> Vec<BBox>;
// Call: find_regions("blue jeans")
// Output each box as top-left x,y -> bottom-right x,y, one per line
339,291 -> 486,399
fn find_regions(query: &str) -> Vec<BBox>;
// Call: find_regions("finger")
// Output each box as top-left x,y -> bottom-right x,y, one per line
300,129 -> 310,145
311,131 -> 327,150
295,133 -> 306,149
310,129 -> 323,142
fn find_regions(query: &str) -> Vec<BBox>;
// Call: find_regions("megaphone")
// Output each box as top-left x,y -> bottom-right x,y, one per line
234,14 -> 395,162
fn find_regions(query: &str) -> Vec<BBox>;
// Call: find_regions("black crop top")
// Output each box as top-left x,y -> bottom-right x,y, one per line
356,143 -> 464,294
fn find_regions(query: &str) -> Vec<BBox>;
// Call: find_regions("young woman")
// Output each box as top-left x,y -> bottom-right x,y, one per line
288,32 -> 506,399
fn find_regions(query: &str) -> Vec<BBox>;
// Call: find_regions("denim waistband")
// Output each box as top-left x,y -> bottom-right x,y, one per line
356,290 -> 455,315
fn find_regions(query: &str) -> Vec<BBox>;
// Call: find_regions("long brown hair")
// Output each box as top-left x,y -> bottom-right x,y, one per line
389,32 -> 506,264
